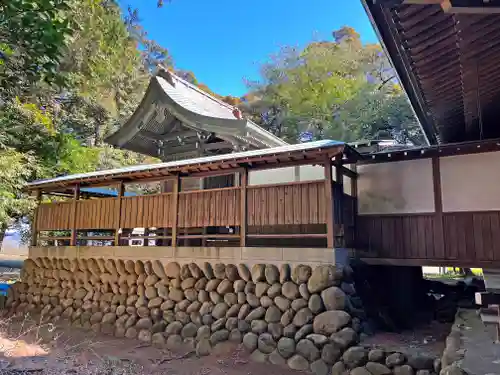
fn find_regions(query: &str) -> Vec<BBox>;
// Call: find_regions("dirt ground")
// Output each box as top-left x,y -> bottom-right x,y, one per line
361,320 -> 451,358
0,313 -> 452,375
0,314 -> 303,375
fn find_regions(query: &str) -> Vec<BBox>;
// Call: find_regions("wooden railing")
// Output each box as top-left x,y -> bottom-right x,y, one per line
120,194 -> 173,229
247,181 -> 326,226
178,187 -> 240,228
37,201 -> 73,230
77,198 -> 118,230
35,179 -> 350,247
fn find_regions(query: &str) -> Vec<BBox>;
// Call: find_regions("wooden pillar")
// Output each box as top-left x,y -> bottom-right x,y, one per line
30,190 -> 42,246
201,177 -> 207,247
171,175 -> 180,247
324,157 -> 335,249
350,164 -> 358,247
350,164 -> 358,198
432,157 -> 445,256
70,184 -> 80,246
114,182 -> 125,246
335,156 -> 344,247
240,168 -> 248,247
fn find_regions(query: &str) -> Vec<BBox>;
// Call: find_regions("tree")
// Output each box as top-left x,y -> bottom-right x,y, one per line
0,0 -> 173,249
0,0 -> 73,100
243,27 -> 424,145
0,148 -> 38,244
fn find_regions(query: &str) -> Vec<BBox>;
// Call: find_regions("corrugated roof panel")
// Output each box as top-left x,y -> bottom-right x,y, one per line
29,140 -> 344,187
158,75 -> 236,120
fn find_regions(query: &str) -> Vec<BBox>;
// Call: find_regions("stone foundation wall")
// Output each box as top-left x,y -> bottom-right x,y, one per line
6,257 -> 442,375
439,310 -> 469,375
28,246 -> 338,268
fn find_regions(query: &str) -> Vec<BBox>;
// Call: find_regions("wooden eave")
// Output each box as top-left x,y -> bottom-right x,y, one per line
354,137 -> 500,164
28,142 -> 357,193
363,0 -> 500,144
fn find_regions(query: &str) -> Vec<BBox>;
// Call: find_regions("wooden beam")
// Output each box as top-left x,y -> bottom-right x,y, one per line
27,145 -> 345,192
247,233 -> 327,239
476,292 -> 500,307
403,0 -> 443,3
240,168 -> 248,246
339,165 -> 357,179
324,157 -> 335,249
165,141 -> 234,156
441,1 -> 500,13
70,185 -> 80,246
114,182 -> 125,245
171,175 -> 180,246
141,129 -> 198,142
30,190 -> 42,246
358,257 -> 500,268
202,142 -> 234,151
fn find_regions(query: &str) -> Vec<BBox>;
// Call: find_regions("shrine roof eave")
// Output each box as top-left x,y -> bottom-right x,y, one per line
27,140 -> 357,192
105,75 -> 287,156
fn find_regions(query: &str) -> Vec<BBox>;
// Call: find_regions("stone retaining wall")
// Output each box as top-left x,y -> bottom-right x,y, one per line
28,246 -> 338,268
439,310 -> 469,375
5,257 -> 442,375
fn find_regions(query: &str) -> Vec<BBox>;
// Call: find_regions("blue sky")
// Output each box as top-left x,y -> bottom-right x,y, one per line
121,0 -> 378,97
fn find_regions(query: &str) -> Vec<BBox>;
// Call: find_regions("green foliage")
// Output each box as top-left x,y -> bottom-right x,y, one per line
0,148 -> 38,232
0,0 -> 74,97
0,0 -> 168,241
242,26 -> 425,145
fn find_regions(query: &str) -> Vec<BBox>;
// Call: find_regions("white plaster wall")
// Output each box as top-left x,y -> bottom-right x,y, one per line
440,151 -> 500,212
357,159 -> 435,214
249,164 -> 353,195
249,167 -> 297,185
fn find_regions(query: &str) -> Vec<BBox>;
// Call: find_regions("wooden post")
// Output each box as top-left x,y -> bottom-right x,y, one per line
171,175 -> 180,247
30,190 -> 42,246
335,156 -> 344,247
201,177 -> 207,247
324,157 -> 335,249
350,164 -> 357,197
432,157 -> 445,256
240,168 -> 248,247
114,182 -> 125,245
70,184 -> 80,246
350,164 -> 358,247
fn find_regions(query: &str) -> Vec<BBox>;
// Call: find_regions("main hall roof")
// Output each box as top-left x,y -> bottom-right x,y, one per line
105,69 -> 286,160
363,0 -> 500,145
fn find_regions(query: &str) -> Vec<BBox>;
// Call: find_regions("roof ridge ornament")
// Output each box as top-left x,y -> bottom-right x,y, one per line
232,108 -> 242,119
156,65 -> 175,87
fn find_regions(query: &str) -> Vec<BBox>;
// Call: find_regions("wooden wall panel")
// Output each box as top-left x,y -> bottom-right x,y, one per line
120,194 -> 173,229
37,202 -> 73,230
177,187 -> 240,228
356,214 -> 442,260
247,181 -> 326,226
356,211 -> 500,265
75,198 -> 117,230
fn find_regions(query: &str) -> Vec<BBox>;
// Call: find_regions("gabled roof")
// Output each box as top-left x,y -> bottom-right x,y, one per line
105,69 -> 287,160
363,0 -> 500,145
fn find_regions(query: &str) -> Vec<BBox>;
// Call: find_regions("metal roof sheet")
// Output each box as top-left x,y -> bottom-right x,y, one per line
158,73 -> 237,120
105,71 -> 287,156
28,140 -> 344,187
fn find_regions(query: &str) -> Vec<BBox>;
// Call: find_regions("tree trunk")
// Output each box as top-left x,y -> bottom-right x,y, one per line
0,224 -> 7,252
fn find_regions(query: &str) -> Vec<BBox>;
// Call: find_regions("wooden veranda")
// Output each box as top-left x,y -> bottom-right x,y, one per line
27,141 -> 359,257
